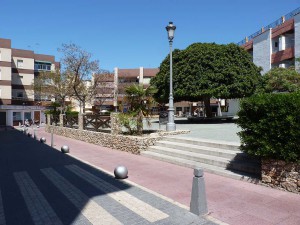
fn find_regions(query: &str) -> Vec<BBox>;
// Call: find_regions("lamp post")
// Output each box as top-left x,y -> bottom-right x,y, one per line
166,22 -> 176,131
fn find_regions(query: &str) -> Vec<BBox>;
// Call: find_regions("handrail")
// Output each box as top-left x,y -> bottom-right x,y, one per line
237,7 -> 300,46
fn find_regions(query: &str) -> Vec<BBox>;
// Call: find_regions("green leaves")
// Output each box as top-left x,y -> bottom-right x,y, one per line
151,42 -> 261,103
257,67 -> 300,93
237,92 -> 300,162
120,84 -> 157,135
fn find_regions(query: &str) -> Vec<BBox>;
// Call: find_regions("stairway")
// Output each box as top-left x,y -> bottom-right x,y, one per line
141,136 -> 261,182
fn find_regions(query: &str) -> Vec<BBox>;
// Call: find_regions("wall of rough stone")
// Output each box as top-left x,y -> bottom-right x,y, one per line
45,125 -> 189,154
262,159 -> 300,193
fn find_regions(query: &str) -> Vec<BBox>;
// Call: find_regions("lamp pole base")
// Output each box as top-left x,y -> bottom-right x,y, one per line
166,122 -> 176,131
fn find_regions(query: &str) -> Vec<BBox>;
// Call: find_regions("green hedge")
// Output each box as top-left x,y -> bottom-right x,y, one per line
236,92 -> 300,162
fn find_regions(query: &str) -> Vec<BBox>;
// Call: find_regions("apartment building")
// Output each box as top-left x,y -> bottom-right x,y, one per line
93,72 -> 115,112
113,67 -> 159,112
0,38 -> 59,126
239,7 -> 300,74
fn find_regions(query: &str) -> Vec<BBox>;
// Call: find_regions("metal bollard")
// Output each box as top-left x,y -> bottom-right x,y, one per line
51,128 -> 54,147
190,168 -> 208,216
33,129 -> 37,140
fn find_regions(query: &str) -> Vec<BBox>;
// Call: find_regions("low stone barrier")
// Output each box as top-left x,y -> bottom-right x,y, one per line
262,159 -> 300,193
45,125 -> 189,154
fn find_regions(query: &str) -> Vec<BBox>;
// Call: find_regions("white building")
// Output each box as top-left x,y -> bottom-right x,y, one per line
239,7 -> 300,73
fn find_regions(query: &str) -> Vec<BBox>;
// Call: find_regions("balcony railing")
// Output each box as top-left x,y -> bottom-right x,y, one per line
237,7 -> 300,46
12,96 -> 34,101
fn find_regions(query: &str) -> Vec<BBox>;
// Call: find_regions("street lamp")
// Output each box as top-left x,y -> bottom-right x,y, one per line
166,21 -> 176,131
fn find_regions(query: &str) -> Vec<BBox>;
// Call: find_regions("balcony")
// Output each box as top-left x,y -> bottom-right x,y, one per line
271,47 -> 294,64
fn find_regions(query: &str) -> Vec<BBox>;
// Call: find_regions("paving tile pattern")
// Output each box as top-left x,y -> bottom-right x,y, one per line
0,129 -> 215,225
14,171 -> 63,225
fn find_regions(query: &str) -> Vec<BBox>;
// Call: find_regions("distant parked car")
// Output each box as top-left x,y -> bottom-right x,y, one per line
100,110 -> 109,115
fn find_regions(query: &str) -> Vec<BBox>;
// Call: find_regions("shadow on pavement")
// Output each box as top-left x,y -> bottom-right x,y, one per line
0,129 -> 133,225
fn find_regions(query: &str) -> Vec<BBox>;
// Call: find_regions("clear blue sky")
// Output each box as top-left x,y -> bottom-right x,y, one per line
1,0 -> 299,72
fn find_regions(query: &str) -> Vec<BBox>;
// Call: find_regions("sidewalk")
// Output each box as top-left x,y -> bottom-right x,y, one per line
0,129 -> 214,225
37,127 -> 300,225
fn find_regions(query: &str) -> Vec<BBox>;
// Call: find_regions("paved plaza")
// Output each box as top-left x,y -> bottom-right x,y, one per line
144,118 -> 241,143
0,129 -> 215,225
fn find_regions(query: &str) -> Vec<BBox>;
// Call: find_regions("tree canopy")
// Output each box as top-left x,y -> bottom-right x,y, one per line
257,67 -> 300,93
32,70 -> 74,113
151,43 -> 262,117
58,43 -> 100,113
122,84 -> 156,135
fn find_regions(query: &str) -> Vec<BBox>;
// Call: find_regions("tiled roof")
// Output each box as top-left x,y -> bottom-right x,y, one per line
143,68 -> 159,77
118,69 -> 140,78
118,68 -> 159,78
94,73 -> 114,82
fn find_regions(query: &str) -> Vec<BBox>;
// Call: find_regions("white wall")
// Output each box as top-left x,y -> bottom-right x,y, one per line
0,86 -> 11,99
12,57 -> 34,70
294,13 -> 300,71
221,99 -> 240,116
253,29 -> 272,74
143,78 -> 151,85
0,67 -> 11,80
0,48 -> 12,62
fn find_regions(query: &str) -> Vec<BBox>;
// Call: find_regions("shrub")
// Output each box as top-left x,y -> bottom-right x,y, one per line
236,92 -> 300,162
66,111 -> 79,116
118,113 -> 139,135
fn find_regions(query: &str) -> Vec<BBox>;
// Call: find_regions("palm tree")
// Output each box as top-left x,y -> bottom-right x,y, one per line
124,84 -> 157,135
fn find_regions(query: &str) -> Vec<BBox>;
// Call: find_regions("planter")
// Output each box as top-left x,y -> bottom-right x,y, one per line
45,125 -> 189,155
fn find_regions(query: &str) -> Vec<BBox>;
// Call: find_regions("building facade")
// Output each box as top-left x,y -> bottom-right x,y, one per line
0,38 -> 59,126
93,72 -> 115,112
113,67 -> 159,113
239,7 -> 300,74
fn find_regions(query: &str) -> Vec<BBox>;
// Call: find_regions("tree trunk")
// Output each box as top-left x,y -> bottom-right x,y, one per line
137,111 -> 143,135
82,99 -> 86,114
203,96 -> 212,118
61,97 -> 66,114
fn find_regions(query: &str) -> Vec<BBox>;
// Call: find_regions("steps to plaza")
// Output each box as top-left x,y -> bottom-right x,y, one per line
141,136 -> 261,182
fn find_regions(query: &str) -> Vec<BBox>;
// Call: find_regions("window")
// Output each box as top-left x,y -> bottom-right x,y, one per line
34,62 -> 51,71
13,112 -> 22,121
17,92 -> 23,98
275,42 -> 278,48
24,112 -> 32,120
17,59 -> 23,68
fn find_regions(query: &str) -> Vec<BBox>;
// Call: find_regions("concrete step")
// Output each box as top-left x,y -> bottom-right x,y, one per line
163,136 -> 240,151
155,141 -> 243,160
147,145 -> 261,174
141,151 -> 260,182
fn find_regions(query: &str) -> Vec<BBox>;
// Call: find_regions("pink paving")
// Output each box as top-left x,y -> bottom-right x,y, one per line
37,128 -> 300,225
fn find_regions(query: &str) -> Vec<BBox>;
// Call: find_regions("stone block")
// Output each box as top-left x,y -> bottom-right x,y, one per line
262,174 -> 272,183
281,182 -> 297,192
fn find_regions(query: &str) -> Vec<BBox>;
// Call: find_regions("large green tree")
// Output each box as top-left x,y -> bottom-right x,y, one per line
257,67 -> 300,93
151,43 -> 262,117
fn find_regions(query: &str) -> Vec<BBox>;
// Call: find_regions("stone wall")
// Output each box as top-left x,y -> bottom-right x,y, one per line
262,159 -> 300,193
45,125 -> 189,154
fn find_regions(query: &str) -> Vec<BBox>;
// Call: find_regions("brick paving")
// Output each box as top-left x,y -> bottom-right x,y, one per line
0,128 -> 215,225
33,125 -> 300,225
